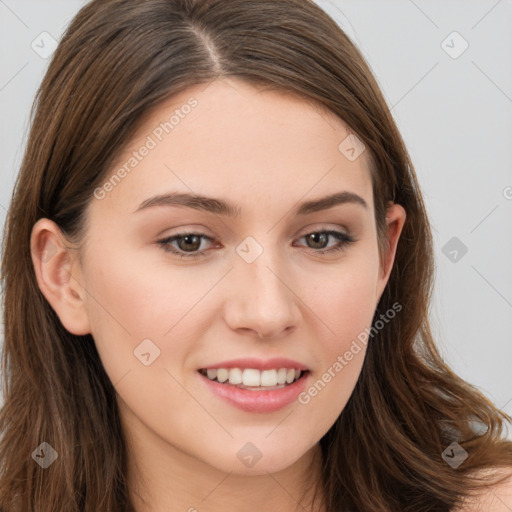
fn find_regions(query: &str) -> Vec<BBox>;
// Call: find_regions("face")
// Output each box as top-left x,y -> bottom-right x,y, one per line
32,78 -> 405,479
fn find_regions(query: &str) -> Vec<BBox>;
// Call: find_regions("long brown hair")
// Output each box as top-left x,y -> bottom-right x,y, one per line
1,0 -> 511,510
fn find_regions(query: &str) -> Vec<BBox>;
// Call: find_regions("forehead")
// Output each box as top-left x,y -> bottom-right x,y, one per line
94,78 -> 373,219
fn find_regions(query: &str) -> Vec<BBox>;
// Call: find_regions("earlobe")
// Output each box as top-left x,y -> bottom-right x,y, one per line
30,218 -> 91,335
376,203 -> 406,301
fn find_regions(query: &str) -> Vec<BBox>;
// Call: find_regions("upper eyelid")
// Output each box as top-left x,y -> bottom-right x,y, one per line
159,228 -> 352,249
157,229 -> 355,261
161,223 -> 351,240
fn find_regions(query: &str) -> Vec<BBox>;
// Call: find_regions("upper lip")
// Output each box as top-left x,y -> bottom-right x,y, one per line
199,357 -> 309,371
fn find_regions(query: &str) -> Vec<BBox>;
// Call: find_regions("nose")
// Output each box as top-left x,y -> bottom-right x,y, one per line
223,252 -> 302,339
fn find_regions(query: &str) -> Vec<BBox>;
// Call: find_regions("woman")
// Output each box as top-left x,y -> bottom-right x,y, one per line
1,0 -> 511,510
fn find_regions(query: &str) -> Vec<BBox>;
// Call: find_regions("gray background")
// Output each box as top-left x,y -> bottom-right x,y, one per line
1,0 -> 511,433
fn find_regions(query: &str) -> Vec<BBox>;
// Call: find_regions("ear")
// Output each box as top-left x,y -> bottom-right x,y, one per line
375,202 -> 406,302
30,218 -> 91,335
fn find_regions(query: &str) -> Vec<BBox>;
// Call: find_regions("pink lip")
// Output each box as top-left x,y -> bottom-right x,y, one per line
199,357 -> 309,371
198,370 -> 310,413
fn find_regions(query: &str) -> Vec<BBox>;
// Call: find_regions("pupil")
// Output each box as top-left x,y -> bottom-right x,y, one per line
180,235 -> 200,251
308,233 -> 327,249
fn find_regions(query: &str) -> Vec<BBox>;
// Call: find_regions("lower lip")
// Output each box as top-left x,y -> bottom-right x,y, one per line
198,371 -> 310,413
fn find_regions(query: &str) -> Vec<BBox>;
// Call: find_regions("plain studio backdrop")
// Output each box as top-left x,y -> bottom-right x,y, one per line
0,1 -> 511,439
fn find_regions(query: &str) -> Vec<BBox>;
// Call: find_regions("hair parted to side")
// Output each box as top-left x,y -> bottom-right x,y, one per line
1,0 -> 511,510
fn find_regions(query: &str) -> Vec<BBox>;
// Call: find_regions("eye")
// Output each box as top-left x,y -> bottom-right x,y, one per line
157,232 -> 214,259
294,230 -> 355,255
157,229 -> 355,259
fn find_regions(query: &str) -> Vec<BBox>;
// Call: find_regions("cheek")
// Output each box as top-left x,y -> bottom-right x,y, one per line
87,253 -> 191,320
309,257 -> 379,346
297,260 -> 378,420
82,245 -> 221,376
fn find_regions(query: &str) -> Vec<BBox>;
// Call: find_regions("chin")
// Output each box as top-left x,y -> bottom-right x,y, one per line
208,443 -> 309,476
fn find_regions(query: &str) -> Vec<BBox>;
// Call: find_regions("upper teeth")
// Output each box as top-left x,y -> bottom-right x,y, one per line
202,368 -> 302,387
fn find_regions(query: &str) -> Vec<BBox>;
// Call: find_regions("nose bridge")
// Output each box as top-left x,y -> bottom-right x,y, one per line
226,235 -> 301,337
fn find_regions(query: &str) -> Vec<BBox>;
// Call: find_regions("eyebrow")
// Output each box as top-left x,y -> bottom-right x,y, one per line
133,190 -> 368,217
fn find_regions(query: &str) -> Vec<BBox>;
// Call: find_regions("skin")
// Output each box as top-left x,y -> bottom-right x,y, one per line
453,468 -> 512,511
30,77 -> 407,511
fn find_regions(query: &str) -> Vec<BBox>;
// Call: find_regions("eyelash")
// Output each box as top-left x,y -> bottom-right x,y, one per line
157,230 -> 355,259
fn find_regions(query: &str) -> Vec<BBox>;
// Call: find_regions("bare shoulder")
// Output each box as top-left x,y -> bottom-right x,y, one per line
452,467 -> 512,511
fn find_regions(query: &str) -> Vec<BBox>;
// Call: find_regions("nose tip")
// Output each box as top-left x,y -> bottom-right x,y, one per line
224,248 -> 303,339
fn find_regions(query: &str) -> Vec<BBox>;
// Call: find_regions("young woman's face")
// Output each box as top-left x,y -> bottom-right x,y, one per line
59,78 -> 404,476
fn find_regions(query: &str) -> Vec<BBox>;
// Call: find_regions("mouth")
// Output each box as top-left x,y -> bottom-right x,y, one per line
197,367 -> 309,391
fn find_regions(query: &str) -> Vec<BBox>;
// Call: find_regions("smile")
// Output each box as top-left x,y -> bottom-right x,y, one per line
198,367 -> 305,389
